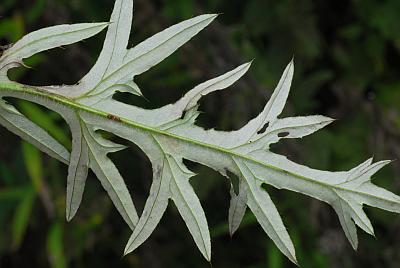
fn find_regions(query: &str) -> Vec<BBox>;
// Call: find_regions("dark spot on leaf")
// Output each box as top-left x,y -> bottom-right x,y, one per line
154,165 -> 162,180
278,132 -> 290,138
180,110 -> 187,120
257,122 -> 270,134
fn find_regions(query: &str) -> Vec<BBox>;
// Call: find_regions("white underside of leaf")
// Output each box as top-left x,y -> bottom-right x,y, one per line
228,178 -> 248,236
167,156 -> 211,261
66,114 -> 90,221
124,158 -> 170,255
1,0 -> 400,265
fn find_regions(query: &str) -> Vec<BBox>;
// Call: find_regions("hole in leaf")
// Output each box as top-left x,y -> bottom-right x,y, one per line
257,121 -> 270,134
278,132 -> 290,138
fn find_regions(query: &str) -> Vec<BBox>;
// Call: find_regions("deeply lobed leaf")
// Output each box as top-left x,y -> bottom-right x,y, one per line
0,0 -> 399,265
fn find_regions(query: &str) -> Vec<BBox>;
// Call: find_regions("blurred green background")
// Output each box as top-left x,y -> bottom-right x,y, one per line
1,0 -> 400,267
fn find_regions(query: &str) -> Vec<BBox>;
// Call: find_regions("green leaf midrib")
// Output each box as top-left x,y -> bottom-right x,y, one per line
0,81 -> 396,206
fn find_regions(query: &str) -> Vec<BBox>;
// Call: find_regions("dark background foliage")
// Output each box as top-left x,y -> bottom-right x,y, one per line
0,0 -> 400,267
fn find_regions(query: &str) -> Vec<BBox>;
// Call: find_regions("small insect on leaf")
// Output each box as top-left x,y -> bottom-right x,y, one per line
107,114 -> 122,122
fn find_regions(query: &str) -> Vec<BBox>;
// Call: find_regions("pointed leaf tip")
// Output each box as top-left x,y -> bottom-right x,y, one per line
66,205 -> 79,222
244,61 -> 253,70
123,246 -> 130,257
98,21 -> 111,28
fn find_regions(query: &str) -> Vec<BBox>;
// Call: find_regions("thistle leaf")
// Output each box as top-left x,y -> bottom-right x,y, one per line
1,0 -> 399,265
